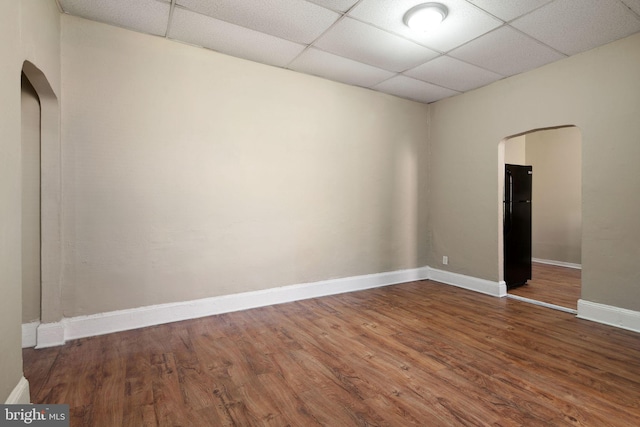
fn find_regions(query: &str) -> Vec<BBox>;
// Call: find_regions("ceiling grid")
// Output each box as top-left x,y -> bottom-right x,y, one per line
59,0 -> 640,103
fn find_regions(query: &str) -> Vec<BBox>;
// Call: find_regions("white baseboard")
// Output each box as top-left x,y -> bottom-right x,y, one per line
532,258 -> 582,270
577,299 -> 640,333
35,322 -> 66,349
36,266 -> 431,346
37,266 -> 639,348
507,294 -> 577,314
22,321 -> 40,348
5,376 -> 30,404
428,267 -> 507,297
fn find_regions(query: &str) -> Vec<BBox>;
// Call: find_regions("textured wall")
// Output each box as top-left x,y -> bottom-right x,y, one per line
0,0 -> 60,404
429,33 -> 640,311
526,127 -> 582,265
60,15 -> 430,317
22,74 -> 42,323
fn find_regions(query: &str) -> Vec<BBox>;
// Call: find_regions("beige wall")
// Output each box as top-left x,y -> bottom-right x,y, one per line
526,127 -> 582,265
0,0 -> 60,403
504,129 -> 582,265
429,32 -> 640,311
504,135 -> 526,165
22,74 -> 41,323
60,16 -> 430,317
0,0 -> 23,403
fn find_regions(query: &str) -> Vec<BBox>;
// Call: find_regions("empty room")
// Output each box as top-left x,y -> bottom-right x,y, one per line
2,0 -> 640,425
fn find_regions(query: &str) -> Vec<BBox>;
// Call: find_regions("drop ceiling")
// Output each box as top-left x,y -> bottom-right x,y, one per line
58,0 -> 640,104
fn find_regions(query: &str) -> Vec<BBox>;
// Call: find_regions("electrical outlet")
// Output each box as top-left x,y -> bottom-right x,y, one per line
443,256 -> 448,265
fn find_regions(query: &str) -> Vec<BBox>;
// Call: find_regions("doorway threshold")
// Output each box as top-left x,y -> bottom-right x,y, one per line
507,294 -> 577,315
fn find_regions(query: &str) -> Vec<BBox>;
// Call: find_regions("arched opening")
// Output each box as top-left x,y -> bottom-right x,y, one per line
20,61 -> 62,348
498,126 -> 582,313
21,72 -> 41,346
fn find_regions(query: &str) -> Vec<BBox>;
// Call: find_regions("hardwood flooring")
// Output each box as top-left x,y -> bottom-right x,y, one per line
24,280 -> 640,426
508,263 -> 581,310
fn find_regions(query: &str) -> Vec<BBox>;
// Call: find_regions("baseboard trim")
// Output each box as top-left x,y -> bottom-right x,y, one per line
22,321 -> 40,348
5,376 -> 30,404
532,258 -> 582,270
35,322 -> 66,349
428,267 -> 507,297
37,266 -> 431,346
39,267 -> 640,348
507,294 -> 577,314
577,299 -> 640,333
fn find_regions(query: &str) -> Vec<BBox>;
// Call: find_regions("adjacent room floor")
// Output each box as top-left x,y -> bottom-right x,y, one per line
24,280 -> 639,426
508,262 -> 581,311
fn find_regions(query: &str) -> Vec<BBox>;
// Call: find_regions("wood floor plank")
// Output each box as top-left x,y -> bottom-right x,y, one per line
24,277 -> 640,426
120,330 -> 156,427
22,346 -> 60,399
84,336 -> 127,427
509,262 -> 581,309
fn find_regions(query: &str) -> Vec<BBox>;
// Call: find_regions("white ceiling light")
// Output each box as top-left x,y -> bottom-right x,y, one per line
404,3 -> 448,33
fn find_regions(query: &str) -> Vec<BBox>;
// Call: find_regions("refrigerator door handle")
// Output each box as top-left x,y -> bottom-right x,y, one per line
504,171 -> 512,235
509,171 -> 513,204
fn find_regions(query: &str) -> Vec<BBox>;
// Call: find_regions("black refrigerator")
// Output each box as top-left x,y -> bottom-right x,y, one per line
504,164 -> 532,288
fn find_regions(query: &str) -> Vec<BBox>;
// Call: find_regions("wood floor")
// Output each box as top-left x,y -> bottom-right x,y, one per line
24,280 -> 640,426
508,263 -> 581,310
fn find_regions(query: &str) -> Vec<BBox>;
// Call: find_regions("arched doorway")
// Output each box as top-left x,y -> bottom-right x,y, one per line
498,126 -> 582,313
21,61 -> 62,348
21,72 -> 41,346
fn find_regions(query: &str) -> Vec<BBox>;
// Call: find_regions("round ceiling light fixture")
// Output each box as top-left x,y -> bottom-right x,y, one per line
403,3 -> 448,33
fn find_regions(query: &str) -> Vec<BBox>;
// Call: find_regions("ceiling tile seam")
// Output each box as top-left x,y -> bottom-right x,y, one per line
341,14 -> 447,55
389,52 -> 507,87
368,72 -> 402,90
460,0 -> 508,24
398,72 -> 470,93
618,0 -> 640,21
153,6 -> 388,84
59,11 -> 165,40
58,1 -> 173,38
395,60 -> 439,78
506,24 -> 570,57
415,54 -> 508,79
156,8 -> 366,82
442,23 -> 568,66
397,71 -> 464,94
438,25 -> 500,59
165,34 -> 225,54
284,0 -> 365,69
436,55 -> 509,78
171,4 -> 314,46
461,0 -> 556,26
282,9 -> 522,89
165,0 -> 177,38
500,1 -> 558,25
300,0 -> 354,14
285,45 -> 399,83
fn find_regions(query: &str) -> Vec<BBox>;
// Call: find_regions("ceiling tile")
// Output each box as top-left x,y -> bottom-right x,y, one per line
449,26 -> 566,76
175,0 -> 340,44
288,48 -> 395,88
59,0 -> 170,36
60,0 -> 640,105
169,8 -> 305,68
314,18 -> 439,72
306,0 -> 360,13
405,55 -> 503,92
373,75 -> 459,104
511,0 -> 640,55
349,0 -> 502,52
621,0 -> 640,16
466,0 -> 553,22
